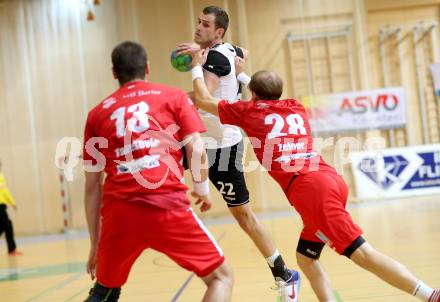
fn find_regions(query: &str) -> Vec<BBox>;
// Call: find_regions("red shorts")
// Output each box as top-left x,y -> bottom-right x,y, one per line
96,200 -> 225,287
287,171 -> 363,255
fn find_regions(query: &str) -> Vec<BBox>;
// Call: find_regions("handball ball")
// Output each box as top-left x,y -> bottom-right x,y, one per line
170,50 -> 192,72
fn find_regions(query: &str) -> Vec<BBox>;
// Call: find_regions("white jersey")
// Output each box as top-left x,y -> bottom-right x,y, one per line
201,42 -> 244,149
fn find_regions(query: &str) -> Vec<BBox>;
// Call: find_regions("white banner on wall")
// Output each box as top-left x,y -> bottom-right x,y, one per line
350,144 -> 440,200
301,87 -> 406,133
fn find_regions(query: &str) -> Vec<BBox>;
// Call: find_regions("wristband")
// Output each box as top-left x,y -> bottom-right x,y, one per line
237,72 -> 251,85
193,179 -> 209,196
192,65 -> 204,81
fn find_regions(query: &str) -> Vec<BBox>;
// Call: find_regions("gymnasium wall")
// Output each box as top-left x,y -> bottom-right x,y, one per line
0,0 -> 439,234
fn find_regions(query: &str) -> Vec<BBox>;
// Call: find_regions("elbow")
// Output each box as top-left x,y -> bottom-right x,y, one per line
193,93 -> 201,106
193,91 -> 205,104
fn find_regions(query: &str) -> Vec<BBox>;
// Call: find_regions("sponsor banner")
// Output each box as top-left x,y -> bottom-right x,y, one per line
430,63 -> 440,97
350,144 -> 440,200
301,87 -> 406,133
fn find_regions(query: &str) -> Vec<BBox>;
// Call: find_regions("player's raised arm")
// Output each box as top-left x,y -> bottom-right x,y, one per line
235,56 -> 251,86
190,50 -> 220,116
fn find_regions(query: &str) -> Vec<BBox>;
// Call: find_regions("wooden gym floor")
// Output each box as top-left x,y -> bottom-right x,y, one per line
1,195 -> 439,301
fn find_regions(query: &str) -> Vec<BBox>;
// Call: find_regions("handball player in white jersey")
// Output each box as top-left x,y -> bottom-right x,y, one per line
177,6 -> 300,300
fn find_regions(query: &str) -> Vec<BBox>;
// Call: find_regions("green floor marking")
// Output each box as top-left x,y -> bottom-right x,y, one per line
334,290 -> 345,302
0,262 -> 85,282
24,272 -> 85,302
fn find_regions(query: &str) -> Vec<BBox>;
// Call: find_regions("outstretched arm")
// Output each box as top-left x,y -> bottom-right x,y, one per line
187,70 -> 219,106
190,50 -> 221,117
177,43 -> 220,103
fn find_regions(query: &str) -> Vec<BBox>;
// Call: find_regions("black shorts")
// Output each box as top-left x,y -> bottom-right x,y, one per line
206,141 -> 250,207
183,141 -> 250,207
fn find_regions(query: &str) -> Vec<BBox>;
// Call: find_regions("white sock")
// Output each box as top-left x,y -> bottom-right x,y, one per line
412,281 -> 434,301
266,250 -> 280,267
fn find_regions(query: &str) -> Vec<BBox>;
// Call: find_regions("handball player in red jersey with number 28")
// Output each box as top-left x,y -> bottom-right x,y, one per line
188,48 -> 440,302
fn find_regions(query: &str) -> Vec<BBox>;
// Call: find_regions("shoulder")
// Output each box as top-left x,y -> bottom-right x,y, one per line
133,82 -> 187,101
147,82 -> 184,95
205,49 -> 230,66
220,99 -> 253,111
290,99 -> 307,112
87,94 -> 114,122
90,86 -> 125,114
231,45 -> 244,58
203,47 -> 232,77
147,83 -> 189,108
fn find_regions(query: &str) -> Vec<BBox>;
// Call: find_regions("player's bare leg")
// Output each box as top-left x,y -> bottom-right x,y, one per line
201,262 -> 234,302
296,252 -> 335,302
351,242 -> 417,292
228,203 -> 276,258
351,242 -> 439,301
228,202 -> 301,302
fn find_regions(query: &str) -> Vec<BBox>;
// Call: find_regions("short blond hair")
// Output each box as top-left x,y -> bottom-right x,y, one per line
248,70 -> 283,100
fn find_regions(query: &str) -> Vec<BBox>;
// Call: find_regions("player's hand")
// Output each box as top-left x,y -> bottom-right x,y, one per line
86,247 -> 97,280
241,47 -> 249,60
191,191 -> 212,212
235,56 -> 246,74
190,49 -> 208,67
176,43 -> 201,56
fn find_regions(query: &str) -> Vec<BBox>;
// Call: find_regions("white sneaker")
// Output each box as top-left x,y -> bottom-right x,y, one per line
274,269 -> 301,302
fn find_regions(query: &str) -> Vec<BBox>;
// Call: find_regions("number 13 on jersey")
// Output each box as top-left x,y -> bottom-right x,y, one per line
110,101 -> 150,137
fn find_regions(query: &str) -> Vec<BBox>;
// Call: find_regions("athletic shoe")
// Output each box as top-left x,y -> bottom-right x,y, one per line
274,269 -> 301,302
84,282 -> 121,302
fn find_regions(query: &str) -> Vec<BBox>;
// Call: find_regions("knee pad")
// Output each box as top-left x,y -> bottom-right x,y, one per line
84,282 -> 121,302
296,238 -> 325,260
343,236 -> 366,258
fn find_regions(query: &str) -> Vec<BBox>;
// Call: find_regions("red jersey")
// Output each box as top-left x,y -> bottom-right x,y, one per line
218,99 -> 335,192
83,81 -> 205,209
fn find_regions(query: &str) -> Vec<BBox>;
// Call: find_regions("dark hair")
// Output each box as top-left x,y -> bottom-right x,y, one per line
111,41 -> 147,85
249,71 -> 283,100
203,6 -> 229,38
